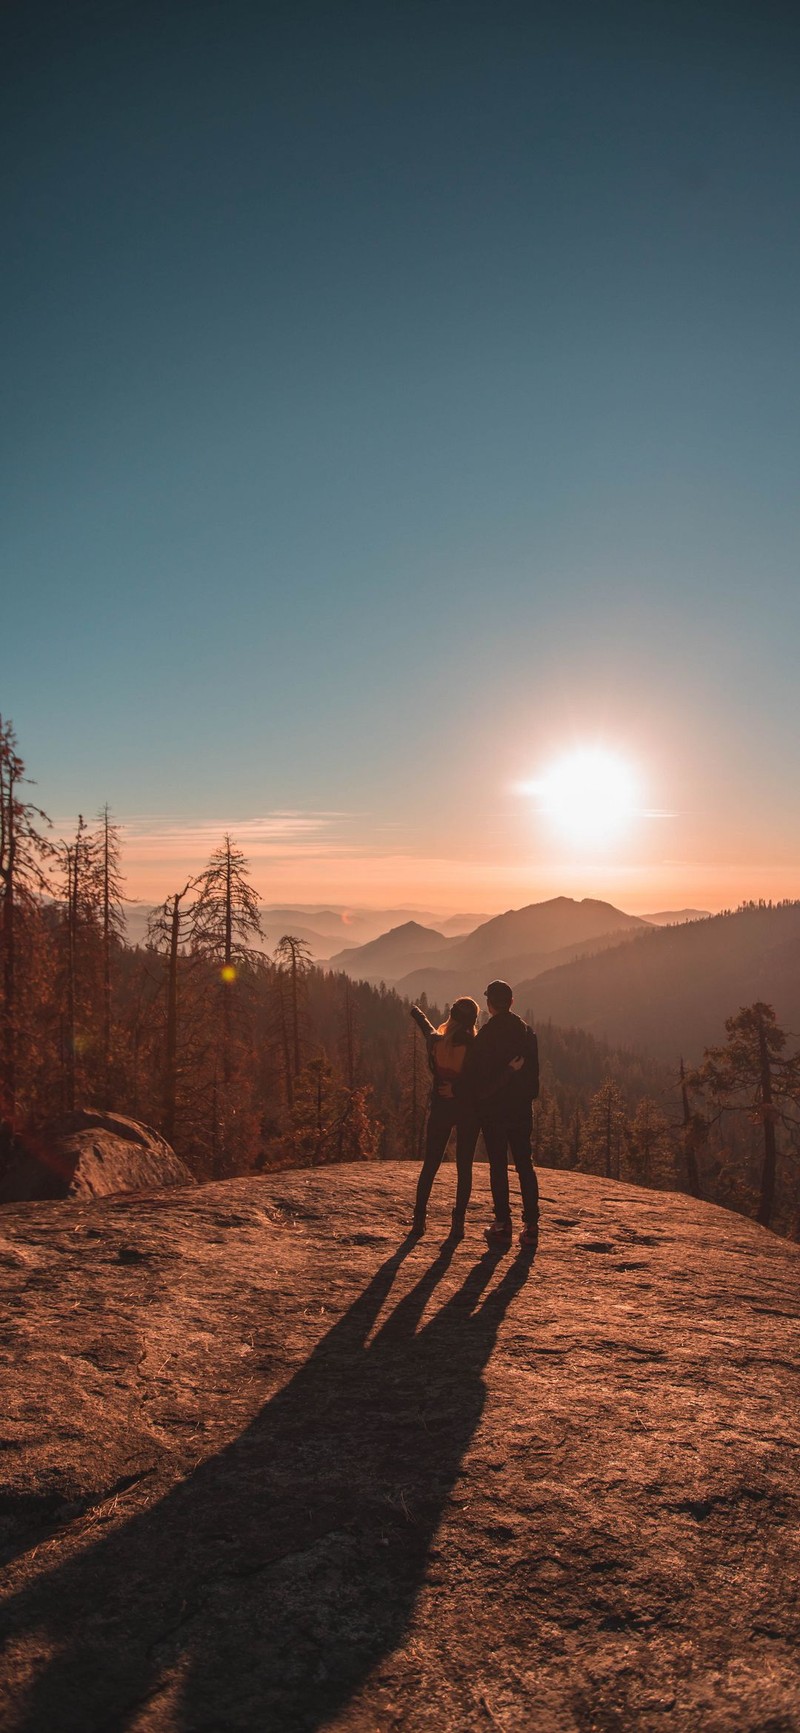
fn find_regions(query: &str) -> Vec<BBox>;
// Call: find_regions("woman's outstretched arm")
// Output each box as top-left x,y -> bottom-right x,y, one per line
409,1004 -> 437,1044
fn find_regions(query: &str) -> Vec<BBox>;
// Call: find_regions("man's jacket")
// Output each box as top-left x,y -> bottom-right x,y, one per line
459,1011 -> 539,1126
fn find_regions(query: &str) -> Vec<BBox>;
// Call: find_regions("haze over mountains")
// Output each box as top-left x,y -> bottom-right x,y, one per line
122,898 -> 710,965
122,903 -> 487,961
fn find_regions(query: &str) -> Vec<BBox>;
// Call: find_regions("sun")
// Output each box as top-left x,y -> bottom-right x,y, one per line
523,748 -> 640,848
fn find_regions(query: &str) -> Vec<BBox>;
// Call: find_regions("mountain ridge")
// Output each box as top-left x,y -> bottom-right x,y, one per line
328,896 -> 648,991
327,920 -> 450,975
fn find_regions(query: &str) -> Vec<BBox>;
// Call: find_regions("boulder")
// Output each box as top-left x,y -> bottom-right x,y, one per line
0,1110 -> 194,1203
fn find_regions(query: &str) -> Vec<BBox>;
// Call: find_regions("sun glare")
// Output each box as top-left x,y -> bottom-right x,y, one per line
523,748 -> 640,848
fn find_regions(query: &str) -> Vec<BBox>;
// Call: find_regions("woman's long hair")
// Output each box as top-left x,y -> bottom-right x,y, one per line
436,996 -> 479,1066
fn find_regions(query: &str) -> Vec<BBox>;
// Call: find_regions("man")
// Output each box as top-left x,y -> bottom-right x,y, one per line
461,980 -> 540,1251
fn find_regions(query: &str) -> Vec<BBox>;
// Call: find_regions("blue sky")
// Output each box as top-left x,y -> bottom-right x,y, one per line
2,0 -> 799,909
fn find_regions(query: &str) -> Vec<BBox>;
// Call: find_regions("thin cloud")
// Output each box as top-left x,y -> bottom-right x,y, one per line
50,811 -> 355,851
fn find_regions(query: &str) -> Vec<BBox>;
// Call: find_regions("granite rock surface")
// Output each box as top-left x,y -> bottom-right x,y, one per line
0,1163 -> 798,1731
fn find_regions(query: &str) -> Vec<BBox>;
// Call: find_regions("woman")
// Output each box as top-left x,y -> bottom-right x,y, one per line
409,997 -> 481,1239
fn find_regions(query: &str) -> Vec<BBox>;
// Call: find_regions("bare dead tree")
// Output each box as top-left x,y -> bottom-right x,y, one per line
274,935 -> 312,1081
90,805 -> 126,1104
147,883 -> 194,1146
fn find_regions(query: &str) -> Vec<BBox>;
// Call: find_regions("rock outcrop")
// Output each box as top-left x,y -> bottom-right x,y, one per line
0,1164 -> 798,1731
0,1110 -> 194,1203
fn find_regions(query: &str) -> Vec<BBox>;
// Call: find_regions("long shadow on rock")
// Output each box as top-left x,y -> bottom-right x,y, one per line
2,1238 -> 534,1731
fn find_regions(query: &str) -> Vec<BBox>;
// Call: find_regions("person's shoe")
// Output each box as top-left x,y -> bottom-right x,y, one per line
484,1218 -> 512,1249
409,1211 -> 426,1237
448,1210 -> 466,1241
519,1221 -> 539,1254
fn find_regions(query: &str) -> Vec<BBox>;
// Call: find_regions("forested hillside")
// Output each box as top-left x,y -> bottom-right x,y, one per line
523,903 -> 800,1061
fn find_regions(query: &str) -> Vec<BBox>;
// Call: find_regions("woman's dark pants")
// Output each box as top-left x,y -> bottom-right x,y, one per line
414,1094 -> 479,1219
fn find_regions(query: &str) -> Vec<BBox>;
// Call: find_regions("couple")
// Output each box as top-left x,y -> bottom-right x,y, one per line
410,980 -> 540,1252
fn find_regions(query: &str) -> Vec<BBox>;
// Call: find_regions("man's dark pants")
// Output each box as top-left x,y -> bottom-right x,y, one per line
482,1112 -> 539,1226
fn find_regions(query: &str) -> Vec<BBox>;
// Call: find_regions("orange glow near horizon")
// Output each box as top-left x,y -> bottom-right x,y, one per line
112,833 -> 800,920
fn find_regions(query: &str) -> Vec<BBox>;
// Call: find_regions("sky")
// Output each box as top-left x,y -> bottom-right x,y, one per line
2,0 -> 799,914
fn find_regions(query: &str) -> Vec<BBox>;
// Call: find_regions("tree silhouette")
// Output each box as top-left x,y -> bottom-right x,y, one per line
338,974 -> 359,1087
678,1057 -> 704,1198
534,1086 -> 566,1168
627,1096 -> 673,1186
58,816 -> 99,1113
147,884 -> 195,1147
404,1011 -> 429,1162
0,718 -> 53,1138
192,834 -> 263,968
89,806 -> 125,1104
285,1054 -> 381,1165
274,934 -> 312,1085
581,1078 -> 629,1179
691,1003 -> 800,1229
192,838 -> 263,1168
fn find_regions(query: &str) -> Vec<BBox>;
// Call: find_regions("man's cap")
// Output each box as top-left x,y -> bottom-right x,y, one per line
485,979 -> 513,1011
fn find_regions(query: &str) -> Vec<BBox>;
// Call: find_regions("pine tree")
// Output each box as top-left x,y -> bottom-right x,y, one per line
537,1088 -> 566,1168
338,975 -> 359,1088
192,834 -> 263,967
59,815 -> 100,1112
192,836 -> 264,1169
678,1058 -> 704,1198
90,805 -> 125,1104
569,1104 -> 582,1170
626,1097 -> 674,1187
0,718 -> 53,1137
404,1017 -> 427,1161
581,1078 -> 629,1179
692,1003 -> 800,1229
286,1055 -> 381,1166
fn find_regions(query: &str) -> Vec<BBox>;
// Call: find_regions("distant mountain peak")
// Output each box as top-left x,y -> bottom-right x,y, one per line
388,920 -> 439,937
327,919 -> 447,974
